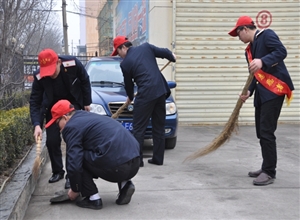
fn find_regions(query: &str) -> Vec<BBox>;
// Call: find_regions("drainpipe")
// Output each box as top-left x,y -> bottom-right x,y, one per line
172,0 -> 176,98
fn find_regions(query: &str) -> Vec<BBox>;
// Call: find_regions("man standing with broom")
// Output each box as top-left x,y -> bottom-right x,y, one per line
111,36 -> 176,167
228,16 -> 294,185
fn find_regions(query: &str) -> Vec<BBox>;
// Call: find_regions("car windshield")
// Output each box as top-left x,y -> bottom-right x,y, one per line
86,61 -> 124,85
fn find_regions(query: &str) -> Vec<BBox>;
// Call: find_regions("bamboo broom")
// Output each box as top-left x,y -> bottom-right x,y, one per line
32,135 -> 42,179
184,72 -> 254,161
111,61 -> 172,119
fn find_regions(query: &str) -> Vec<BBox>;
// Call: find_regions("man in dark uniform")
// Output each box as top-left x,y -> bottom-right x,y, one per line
29,49 -> 92,188
228,16 -> 294,185
111,36 -> 176,167
46,100 -> 140,210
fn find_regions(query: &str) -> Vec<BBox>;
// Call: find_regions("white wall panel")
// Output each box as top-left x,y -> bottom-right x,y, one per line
174,0 -> 299,125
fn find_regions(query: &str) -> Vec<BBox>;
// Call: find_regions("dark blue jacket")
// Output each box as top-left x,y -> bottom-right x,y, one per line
246,29 -> 294,106
120,43 -> 176,105
62,111 -> 140,192
29,55 -> 92,127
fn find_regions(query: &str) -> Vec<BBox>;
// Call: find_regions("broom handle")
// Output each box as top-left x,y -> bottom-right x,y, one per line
160,61 -> 171,72
36,136 -> 41,156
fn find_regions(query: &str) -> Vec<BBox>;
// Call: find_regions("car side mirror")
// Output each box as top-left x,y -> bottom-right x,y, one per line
167,81 -> 177,89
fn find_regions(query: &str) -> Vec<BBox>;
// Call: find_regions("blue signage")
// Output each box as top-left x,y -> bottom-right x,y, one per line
115,0 -> 149,46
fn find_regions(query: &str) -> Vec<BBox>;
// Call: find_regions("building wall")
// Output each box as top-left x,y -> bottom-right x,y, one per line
79,0 -> 86,46
110,0 -> 299,125
98,1 -> 113,56
111,0 -> 174,81
85,0 -> 106,56
148,1 -> 174,81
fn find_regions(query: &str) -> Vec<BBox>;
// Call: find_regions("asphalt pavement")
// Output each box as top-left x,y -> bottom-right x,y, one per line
2,124 -> 300,220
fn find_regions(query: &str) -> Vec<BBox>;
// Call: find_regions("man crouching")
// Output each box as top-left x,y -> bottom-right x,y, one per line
47,99 -> 140,209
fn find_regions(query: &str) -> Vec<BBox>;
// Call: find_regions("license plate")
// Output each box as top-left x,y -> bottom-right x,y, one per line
122,122 -> 133,131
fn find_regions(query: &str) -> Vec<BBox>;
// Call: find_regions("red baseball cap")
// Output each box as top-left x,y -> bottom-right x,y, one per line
228,16 -> 254,37
38,49 -> 58,78
111,36 -> 129,56
45,100 -> 75,128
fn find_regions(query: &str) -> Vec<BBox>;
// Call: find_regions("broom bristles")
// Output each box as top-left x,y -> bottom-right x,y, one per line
184,72 -> 254,162
32,136 -> 42,179
32,156 -> 41,179
184,116 -> 239,162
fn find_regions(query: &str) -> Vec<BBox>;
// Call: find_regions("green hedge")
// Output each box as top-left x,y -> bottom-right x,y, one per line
0,106 -> 34,173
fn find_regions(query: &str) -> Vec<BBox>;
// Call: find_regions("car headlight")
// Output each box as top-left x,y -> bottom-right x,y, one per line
90,104 -> 107,115
166,102 -> 177,115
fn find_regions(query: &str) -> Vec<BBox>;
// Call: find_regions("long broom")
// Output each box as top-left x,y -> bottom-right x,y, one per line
111,61 -> 172,119
184,72 -> 254,161
32,135 -> 42,179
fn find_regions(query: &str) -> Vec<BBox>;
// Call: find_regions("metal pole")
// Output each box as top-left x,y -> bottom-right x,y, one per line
62,0 -> 69,55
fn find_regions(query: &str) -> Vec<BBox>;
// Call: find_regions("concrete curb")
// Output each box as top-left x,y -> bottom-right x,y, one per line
0,133 -> 48,220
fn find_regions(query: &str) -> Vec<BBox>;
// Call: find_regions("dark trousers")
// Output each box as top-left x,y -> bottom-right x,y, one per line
255,95 -> 284,178
45,103 -> 81,176
133,95 -> 166,164
46,123 -> 64,175
81,157 -> 140,197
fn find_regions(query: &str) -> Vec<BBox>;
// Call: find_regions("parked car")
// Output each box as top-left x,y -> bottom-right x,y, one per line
85,57 -> 178,149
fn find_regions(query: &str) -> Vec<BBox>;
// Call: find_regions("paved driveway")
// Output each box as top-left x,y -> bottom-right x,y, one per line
24,124 -> 300,220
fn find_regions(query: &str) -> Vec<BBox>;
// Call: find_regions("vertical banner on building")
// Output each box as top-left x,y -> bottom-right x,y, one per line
115,0 -> 149,46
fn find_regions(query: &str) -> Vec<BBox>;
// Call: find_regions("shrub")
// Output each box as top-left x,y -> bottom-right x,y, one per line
0,106 -> 34,173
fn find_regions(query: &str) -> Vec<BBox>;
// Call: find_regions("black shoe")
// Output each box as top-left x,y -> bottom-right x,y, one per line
116,181 -> 135,205
49,173 -> 64,183
76,197 -> 103,210
50,193 -> 70,203
65,178 -> 70,189
148,159 -> 163,165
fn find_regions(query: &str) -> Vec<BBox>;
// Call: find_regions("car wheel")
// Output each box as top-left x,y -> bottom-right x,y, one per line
165,137 -> 177,149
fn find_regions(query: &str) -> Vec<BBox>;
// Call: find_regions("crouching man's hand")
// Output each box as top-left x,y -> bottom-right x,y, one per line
68,189 -> 80,200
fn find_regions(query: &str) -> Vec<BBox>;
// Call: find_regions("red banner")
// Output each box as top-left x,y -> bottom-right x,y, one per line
245,44 -> 293,105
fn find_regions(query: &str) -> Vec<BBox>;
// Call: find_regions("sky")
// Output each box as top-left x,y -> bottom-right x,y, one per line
54,0 -> 81,55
